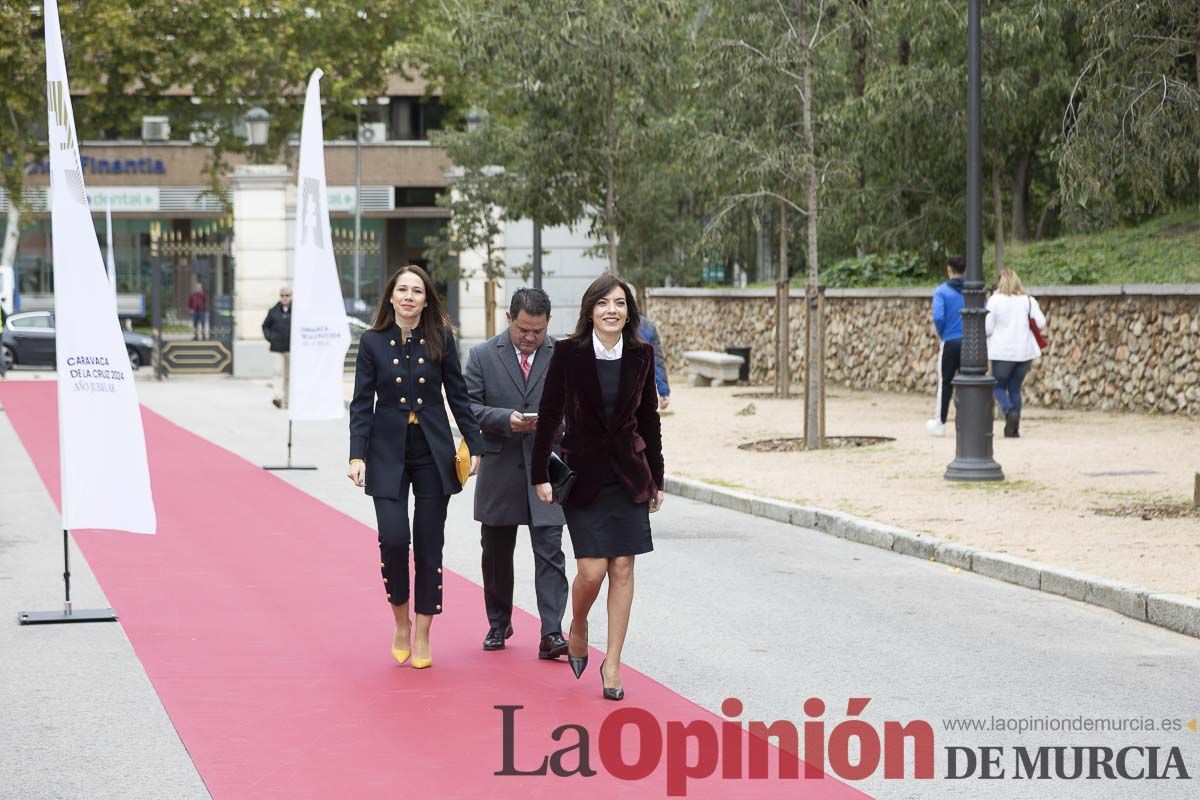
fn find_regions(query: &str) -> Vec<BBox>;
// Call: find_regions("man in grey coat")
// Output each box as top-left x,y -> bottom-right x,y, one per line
465,288 -> 569,659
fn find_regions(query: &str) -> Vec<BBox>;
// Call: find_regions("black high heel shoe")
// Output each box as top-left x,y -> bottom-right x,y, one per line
569,653 -> 588,680
600,661 -> 624,701
567,621 -> 588,680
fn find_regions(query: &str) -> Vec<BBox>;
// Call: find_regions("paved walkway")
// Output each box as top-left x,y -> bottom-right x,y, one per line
0,386 -> 209,799
658,382 -> 1200,599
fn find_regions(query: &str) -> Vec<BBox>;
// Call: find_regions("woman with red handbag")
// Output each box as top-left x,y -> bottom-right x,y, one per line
985,268 -> 1047,438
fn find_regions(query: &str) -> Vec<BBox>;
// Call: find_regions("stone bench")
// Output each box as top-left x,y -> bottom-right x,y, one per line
683,350 -> 745,386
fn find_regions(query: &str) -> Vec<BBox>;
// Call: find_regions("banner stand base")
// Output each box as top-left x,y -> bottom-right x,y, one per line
19,607 -> 118,625
262,421 -> 317,471
19,532 -> 118,626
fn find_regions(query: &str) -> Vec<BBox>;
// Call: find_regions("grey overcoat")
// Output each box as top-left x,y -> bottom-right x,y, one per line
465,333 -> 566,527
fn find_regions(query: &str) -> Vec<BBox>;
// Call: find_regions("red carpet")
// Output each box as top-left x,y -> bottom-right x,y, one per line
2,381 -> 874,799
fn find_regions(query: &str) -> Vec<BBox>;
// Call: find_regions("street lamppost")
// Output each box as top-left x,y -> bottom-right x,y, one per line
352,98 -> 367,312
150,223 -> 164,381
945,0 -> 1003,482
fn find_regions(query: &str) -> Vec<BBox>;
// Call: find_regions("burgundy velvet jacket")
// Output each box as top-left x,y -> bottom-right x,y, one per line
531,336 -> 664,507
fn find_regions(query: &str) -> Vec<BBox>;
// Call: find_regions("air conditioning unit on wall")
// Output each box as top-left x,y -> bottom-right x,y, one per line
359,122 -> 387,143
142,116 -> 171,142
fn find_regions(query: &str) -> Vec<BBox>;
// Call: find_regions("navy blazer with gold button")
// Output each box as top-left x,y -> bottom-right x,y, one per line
349,323 -> 483,498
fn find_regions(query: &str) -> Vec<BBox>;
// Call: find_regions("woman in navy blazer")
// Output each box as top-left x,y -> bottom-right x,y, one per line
531,274 -> 664,700
349,265 -> 483,669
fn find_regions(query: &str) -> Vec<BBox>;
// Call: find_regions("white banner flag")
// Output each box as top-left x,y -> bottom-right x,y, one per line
288,69 -> 350,421
45,0 -> 156,534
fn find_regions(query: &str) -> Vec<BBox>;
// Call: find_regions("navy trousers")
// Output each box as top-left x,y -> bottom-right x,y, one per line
373,424 -> 450,615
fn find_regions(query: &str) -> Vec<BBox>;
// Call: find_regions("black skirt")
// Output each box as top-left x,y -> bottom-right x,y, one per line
564,475 -> 654,559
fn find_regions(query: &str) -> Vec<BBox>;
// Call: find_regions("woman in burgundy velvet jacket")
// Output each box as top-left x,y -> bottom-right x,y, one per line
531,274 -> 664,701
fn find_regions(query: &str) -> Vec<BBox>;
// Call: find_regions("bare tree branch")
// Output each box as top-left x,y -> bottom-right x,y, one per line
716,38 -> 806,83
773,0 -> 799,40
1121,75 -> 1167,136
704,190 -> 809,241
1062,53 -> 1104,137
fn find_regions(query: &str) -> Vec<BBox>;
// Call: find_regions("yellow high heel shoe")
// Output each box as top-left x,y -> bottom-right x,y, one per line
391,627 -> 411,665
410,643 -> 432,670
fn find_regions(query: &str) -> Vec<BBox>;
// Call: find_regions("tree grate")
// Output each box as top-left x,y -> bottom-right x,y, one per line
738,436 -> 895,452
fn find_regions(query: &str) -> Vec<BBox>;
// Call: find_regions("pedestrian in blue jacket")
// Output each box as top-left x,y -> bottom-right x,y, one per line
927,256 -> 966,436
637,316 -> 670,409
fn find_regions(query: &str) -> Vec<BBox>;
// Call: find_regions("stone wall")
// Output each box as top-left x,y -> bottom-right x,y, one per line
644,286 -> 1200,415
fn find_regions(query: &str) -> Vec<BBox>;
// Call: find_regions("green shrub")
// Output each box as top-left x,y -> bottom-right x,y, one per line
820,251 -> 929,288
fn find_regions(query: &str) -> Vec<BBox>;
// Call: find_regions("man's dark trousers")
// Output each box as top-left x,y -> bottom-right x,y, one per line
481,523 -> 568,636
465,331 -> 569,641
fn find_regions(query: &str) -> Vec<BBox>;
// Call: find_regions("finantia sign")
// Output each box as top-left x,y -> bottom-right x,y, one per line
27,155 -> 166,175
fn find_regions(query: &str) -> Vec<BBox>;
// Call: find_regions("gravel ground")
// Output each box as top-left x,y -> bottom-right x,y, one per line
658,381 -> 1200,599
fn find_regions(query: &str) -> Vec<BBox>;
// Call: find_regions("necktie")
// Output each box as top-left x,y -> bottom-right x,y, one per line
519,352 -> 532,380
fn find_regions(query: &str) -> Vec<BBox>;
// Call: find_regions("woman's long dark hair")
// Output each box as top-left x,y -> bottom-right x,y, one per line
371,265 -> 451,362
570,274 -> 644,349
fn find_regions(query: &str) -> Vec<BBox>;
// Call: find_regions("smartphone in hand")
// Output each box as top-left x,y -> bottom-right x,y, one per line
521,412 -> 539,422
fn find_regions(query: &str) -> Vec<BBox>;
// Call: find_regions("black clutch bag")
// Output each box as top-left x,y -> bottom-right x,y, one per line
547,452 -> 576,505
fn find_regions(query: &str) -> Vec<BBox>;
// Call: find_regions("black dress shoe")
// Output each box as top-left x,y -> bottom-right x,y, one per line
538,632 -> 569,660
482,624 -> 514,651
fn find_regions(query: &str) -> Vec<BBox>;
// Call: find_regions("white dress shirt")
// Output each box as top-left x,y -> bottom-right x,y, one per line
514,345 -> 536,367
592,331 -> 624,361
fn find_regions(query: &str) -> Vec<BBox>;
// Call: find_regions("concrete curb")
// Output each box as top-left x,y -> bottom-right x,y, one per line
665,475 -> 1200,640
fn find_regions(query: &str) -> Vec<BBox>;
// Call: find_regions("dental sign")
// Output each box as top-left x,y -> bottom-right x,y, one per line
326,187 -> 357,212
86,187 -> 160,212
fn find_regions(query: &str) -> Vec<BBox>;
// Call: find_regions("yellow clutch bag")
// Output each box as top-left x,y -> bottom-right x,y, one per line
454,439 -> 471,486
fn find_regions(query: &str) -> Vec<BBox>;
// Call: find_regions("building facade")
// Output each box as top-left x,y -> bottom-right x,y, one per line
2,74 -> 616,368
2,75 -> 453,326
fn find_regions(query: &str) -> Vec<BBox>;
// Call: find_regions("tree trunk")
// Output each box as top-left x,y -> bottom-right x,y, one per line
851,0 -> 869,98
484,278 -> 496,338
605,64 -> 619,276
1010,151 -> 1032,241
991,163 -> 1005,273
636,248 -> 648,311
484,241 -> 496,338
852,0 -> 868,257
799,0 -> 822,449
776,201 -> 790,399
2,109 -> 21,293
757,206 -> 773,283
1035,201 -> 1054,240
1,203 -> 19,272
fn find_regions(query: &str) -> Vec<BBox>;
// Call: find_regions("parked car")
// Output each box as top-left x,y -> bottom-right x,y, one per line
1,311 -> 154,371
